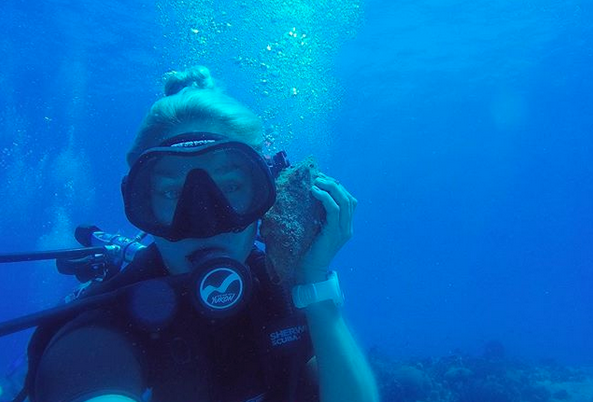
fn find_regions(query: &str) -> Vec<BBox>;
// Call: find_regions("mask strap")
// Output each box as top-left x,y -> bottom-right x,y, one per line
267,151 -> 290,178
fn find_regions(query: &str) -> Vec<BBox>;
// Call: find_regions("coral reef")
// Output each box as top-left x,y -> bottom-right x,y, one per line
260,157 -> 325,284
368,344 -> 593,402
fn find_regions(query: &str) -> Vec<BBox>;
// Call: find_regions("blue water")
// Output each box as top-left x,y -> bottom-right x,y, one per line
1,0 -> 591,382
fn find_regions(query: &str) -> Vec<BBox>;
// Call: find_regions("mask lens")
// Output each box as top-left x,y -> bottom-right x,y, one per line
124,140 -> 276,239
202,147 -> 257,215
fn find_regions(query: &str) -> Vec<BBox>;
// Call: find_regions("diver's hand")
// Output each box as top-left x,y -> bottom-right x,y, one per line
298,174 -> 358,284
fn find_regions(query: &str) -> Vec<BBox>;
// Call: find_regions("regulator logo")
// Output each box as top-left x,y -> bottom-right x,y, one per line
199,267 -> 243,310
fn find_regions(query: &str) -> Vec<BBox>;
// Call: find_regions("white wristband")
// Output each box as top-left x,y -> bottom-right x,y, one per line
292,271 -> 344,309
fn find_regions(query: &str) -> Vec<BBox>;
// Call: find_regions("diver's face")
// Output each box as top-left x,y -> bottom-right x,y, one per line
151,121 -> 258,274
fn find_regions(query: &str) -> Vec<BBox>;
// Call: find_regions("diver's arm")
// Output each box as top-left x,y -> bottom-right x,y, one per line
297,176 -> 379,402
303,289 -> 379,402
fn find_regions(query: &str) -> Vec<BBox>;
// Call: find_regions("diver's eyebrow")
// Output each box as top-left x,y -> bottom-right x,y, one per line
152,167 -> 178,178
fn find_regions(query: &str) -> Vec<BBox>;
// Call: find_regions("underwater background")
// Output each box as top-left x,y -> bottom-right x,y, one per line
1,0 -> 592,400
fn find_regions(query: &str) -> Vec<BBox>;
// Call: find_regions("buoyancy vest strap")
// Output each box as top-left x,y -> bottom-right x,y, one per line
286,357 -> 301,402
246,246 -> 314,401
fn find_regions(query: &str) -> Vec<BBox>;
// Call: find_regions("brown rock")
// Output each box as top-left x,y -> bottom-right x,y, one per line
260,157 -> 326,284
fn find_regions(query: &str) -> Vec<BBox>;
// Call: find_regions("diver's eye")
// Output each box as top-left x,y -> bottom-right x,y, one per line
221,182 -> 241,194
161,189 -> 182,200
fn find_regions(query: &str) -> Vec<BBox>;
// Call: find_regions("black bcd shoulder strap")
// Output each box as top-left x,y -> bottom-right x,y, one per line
245,247 -> 315,402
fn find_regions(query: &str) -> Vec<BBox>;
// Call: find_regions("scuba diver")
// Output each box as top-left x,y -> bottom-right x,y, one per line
1,66 -> 379,402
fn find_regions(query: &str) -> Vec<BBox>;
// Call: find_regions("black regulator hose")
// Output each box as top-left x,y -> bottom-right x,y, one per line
0,287 -> 125,337
0,247 -> 105,264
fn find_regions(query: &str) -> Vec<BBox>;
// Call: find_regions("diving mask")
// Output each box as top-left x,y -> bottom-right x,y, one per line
122,132 -> 288,241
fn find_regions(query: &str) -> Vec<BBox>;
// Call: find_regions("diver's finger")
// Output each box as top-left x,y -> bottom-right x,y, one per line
313,177 -> 351,233
347,194 -> 357,236
311,185 -> 340,229
341,189 -> 357,235
336,187 -> 356,237
323,175 -> 356,211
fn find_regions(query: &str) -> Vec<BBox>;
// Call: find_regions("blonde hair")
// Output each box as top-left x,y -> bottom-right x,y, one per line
127,66 -> 263,166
